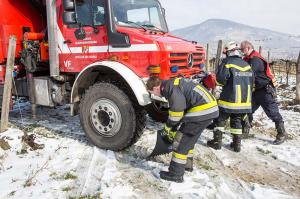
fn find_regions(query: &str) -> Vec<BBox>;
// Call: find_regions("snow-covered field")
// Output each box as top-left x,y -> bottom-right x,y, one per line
0,77 -> 300,199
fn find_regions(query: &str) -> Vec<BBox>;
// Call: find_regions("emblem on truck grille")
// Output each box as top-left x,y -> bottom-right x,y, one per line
187,53 -> 194,68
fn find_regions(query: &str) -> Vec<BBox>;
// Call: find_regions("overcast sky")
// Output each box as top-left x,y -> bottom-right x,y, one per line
159,0 -> 300,35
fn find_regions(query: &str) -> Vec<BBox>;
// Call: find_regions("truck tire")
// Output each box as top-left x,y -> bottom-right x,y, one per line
79,82 -> 143,151
146,102 -> 168,122
131,106 -> 147,144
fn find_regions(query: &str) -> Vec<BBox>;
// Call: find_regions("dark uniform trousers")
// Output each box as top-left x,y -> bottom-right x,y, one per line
214,111 -> 246,134
169,119 -> 212,176
249,86 -> 283,124
161,78 -> 219,177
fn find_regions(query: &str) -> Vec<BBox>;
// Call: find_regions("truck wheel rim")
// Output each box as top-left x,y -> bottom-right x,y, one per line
90,98 -> 122,137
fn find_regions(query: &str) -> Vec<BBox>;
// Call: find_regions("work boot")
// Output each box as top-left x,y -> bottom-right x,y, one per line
185,158 -> 193,172
160,171 -> 183,183
273,122 -> 287,145
230,134 -> 241,152
207,130 -> 223,150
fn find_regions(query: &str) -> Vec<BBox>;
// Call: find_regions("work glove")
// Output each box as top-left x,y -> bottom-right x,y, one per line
158,125 -> 177,144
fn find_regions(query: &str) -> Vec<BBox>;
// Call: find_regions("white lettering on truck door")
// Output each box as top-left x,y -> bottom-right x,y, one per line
64,60 -> 72,69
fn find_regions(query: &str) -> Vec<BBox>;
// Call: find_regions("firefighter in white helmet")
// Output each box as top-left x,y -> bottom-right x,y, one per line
207,41 -> 254,152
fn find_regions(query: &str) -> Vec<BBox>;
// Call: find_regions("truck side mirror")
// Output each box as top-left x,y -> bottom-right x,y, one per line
63,0 -> 75,11
63,11 -> 77,25
74,26 -> 86,40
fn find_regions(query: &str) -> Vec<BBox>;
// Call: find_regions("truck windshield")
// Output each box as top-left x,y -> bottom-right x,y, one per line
111,0 -> 168,33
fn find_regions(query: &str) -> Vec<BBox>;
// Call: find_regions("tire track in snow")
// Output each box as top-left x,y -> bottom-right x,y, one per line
77,147 -> 102,196
99,151 -> 137,198
70,146 -> 95,197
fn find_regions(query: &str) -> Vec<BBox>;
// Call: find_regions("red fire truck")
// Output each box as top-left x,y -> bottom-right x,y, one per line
0,0 -> 207,150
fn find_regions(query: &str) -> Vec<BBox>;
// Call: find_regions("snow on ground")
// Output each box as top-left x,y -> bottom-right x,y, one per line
1,78 -> 300,199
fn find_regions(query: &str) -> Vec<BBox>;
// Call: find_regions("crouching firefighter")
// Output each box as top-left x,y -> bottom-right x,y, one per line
146,76 -> 219,183
207,41 -> 254,152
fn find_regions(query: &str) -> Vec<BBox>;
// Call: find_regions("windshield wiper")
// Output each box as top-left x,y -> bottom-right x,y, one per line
141,24 -> 166,33
122,21 -> 147,31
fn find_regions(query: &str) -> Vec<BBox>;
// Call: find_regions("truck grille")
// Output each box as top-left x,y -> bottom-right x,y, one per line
169,52 -> 205,69
196,46 -> 204,51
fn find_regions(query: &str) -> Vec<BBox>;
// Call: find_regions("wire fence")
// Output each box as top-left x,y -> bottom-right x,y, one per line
205,41 -> 299,82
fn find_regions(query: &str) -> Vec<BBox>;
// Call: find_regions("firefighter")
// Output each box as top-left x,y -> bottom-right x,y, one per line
240,40 -> 287,145
207,41 -> 254,152
146,76 -> 219,183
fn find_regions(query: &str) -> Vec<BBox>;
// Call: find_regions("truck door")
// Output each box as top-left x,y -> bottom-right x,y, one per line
59,0 -> 109,73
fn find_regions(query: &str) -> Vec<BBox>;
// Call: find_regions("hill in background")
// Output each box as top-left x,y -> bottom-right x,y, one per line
172,19 -> 300,59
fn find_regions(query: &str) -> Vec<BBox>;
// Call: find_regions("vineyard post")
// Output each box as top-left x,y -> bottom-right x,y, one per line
259,46 -> 262,54
206,43 -> 210,72
286,60 -> 290,86
296,52 -> 300,103
215,40 -> 223,73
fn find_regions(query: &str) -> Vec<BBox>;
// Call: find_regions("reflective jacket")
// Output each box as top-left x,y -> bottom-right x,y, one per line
216,56 -> 254,114
161,78 -> 219,128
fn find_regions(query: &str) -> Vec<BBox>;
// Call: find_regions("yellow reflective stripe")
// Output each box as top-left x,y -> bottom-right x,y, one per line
218,100 -> 251,107
236,85 -> 241,103
242,114 -> 248,121
169,111 -> 184,117
246,85 -> 251,103
230,128 -> 242,135
187,149 -> 193,158
188,101 -> 218,113
173,152 -> 187,160
196,85 -> 214,102
174,78 -> 180,86
225,64 -> 251,72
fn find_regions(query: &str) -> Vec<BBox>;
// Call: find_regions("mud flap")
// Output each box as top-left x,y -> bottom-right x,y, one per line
147,132 -> 173,158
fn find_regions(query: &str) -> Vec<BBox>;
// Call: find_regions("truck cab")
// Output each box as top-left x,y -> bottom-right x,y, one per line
1,0 -> 207,151
60,0 -> 205,77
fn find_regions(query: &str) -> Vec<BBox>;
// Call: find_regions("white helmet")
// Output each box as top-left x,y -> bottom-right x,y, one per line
224,41 -> 239,52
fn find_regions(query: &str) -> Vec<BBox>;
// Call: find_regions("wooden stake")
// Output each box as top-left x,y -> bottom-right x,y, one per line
286,61 -> 290,86
1,36 -> 17,133
296,52 -> 300,103
215,40 -> 223,73
206,43 -> 210,72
